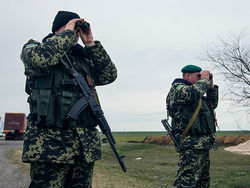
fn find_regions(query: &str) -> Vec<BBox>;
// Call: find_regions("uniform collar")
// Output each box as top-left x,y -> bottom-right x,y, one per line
172,78 -> 192,86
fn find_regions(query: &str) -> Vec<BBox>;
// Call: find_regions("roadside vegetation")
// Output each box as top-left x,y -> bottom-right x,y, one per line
6,131 -> 250,188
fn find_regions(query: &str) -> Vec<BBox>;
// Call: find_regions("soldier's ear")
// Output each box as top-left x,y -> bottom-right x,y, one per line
184,73 -> 192,82
183,73 -> 189,79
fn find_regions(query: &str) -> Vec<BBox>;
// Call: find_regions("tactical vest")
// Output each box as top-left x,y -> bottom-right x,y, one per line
27,62 -> 97,129
170,98 -> 216,136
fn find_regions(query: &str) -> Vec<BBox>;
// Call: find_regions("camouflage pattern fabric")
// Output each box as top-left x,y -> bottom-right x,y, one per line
29,161 -> 94,188
166,78 -> 218,150
21,30 -> 76,78
173,149 -> 210,188
20,29 -> 117,187
85,41 -> 117,86
21,30 -> 117,84
22,122 -> 102,164
166,78 -> 218,187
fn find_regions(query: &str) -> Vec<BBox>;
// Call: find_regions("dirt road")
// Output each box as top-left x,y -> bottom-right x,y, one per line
0,139 -> 30,188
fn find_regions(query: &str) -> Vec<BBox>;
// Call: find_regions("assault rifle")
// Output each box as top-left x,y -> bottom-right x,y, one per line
61,55 -> 127,172
161,119 -> 180,152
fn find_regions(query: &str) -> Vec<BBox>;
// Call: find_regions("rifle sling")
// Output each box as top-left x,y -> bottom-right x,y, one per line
181,98 -> 202,140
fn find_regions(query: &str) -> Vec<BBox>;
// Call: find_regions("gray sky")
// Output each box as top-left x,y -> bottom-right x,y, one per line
0,0 -> 249,131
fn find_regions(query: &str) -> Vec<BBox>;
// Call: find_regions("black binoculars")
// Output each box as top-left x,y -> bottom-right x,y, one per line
75,20 -> 90,32
209,73 -> 213,80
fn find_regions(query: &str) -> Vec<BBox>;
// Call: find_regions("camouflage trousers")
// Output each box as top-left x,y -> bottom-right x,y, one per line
173,149 -> 210,188
29,161 -> 94,188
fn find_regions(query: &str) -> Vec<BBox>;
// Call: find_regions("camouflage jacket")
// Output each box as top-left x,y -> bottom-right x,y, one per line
166,78 -> 218,150
20,30 -> 117,164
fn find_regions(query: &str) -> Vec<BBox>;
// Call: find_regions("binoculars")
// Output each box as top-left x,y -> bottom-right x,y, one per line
209,73 -> 213,80
75,20 -> 90,32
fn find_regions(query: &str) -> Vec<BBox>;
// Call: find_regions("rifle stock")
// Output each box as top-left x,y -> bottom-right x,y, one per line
161,119 -> 180,152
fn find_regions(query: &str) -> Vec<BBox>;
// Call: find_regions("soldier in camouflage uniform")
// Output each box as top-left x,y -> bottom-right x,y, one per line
166,65 -> 218,188
20,11 -> 117,187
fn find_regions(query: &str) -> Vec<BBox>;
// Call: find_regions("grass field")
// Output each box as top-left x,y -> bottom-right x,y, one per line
7,131 -> 250,188
109,131 -> 250,142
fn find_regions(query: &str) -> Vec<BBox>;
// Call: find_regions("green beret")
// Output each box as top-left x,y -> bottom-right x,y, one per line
181,65 -> 202,73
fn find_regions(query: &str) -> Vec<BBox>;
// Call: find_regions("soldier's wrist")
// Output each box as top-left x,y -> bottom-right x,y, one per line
85,41 -> 95,47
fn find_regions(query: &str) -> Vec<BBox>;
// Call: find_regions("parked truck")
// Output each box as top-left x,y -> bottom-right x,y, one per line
3,113 -> 26,140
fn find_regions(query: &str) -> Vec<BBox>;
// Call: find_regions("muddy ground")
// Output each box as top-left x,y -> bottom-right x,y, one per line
143,135 -> 250,155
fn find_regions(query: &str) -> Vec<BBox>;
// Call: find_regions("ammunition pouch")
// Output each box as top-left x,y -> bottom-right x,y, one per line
27,63 -> 97,129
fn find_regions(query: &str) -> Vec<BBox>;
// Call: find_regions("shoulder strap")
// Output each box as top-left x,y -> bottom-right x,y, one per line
181,98 -> 202,140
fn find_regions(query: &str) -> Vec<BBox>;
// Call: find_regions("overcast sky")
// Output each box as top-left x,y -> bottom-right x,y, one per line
0,0 -> 249,131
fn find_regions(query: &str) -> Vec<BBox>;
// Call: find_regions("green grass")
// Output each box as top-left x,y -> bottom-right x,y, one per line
105,131 -> 250,142
93,141 -> 250,188
102,131 -> 167,142
6,131 -> 250,188
94,142 -> 178,188
210,147 -> 250,188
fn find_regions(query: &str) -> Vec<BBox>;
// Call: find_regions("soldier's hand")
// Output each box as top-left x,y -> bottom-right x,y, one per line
65,18 -> 81,33
201,70 -> 210,79
210,73 -> 214,87
79,20 -> 95,47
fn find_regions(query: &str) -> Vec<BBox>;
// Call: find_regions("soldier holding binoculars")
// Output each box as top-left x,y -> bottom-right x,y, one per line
166,65 -> 218,188
20,10 -> 117,188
